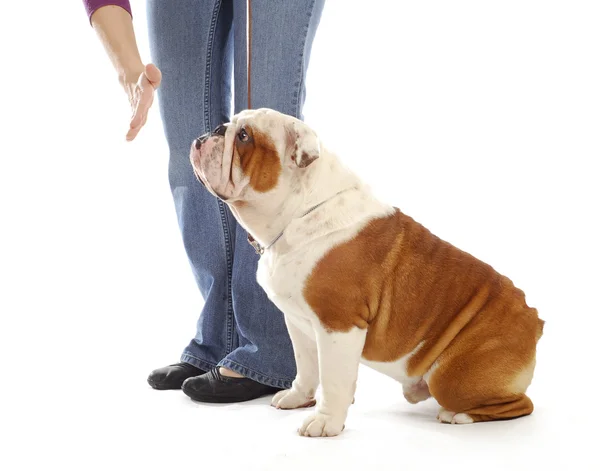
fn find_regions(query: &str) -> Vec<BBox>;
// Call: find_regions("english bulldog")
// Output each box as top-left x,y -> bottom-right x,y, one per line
190,108 -> 544,437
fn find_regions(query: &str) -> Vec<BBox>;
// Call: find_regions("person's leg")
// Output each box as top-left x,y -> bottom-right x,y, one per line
145,0 -> 237,388
181,0 -> 325,402
221,0 -> 326,386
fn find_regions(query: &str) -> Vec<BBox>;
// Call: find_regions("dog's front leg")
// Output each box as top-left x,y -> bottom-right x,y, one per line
272,314 -> 319,409
298,325 -> 366,438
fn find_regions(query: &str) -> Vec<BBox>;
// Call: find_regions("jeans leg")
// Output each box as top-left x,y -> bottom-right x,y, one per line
146,0 -> 237,371
215,0 -> 326,389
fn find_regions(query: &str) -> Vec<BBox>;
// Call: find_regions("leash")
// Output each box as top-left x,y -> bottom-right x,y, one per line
243,5 -> 352,255
244,2 -> 351,256
247,0 -> 252,109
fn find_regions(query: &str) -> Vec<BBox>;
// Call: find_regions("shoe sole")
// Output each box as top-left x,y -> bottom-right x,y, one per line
147,378 -> 184,390
183,386 -> 282,404
183,392 -> 273,403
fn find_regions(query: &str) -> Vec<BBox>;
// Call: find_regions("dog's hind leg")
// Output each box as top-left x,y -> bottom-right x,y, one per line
436,395 -> 533,424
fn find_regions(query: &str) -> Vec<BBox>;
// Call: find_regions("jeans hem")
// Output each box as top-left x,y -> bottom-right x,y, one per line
180,353 -> 218,373
217,359 -> 293,390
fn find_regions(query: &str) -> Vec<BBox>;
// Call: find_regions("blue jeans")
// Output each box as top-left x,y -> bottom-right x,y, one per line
146,0 -> 325,389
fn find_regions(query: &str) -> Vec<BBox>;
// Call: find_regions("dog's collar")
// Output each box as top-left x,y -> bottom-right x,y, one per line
247,188 -> 354,256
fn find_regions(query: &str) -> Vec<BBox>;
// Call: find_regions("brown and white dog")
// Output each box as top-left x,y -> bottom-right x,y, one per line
190,108 -> 544,438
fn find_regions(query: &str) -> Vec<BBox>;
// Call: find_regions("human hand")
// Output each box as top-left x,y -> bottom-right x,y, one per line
121,63 -> 162,141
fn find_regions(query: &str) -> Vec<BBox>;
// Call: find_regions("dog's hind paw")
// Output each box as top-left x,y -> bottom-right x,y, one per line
437,408 -> 474,424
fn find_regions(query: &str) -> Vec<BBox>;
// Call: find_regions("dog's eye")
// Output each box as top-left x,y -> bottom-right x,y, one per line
238,128 -> 249,142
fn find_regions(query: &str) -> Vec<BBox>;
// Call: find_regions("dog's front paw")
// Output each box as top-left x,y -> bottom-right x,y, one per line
298,412 -> 345,437
271,389 -> 316,409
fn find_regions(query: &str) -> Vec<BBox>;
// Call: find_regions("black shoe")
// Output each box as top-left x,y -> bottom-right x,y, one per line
182,368 -> 282,403
147,362 -> 206,390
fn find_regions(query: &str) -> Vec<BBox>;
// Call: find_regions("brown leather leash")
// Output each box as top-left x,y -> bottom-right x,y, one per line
245,0 -> 257,254
246,0 -> 252,109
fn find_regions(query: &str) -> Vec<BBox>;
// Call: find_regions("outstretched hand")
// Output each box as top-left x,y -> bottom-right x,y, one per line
123,63 -> 162,141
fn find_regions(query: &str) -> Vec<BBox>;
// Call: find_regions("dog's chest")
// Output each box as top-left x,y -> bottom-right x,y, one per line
257,250 -> 313,300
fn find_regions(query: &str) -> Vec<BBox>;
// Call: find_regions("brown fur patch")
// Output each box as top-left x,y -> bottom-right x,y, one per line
303,208 -> 544,421
235,128 -> 282,193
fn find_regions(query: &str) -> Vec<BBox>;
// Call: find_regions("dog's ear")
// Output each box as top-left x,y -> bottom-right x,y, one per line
286,121 -> 320,168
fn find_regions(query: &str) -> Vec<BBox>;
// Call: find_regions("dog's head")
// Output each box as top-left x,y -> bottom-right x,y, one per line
190,108 -> 320,206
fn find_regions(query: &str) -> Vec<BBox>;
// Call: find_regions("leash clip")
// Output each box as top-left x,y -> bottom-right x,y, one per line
247,234 -> 264,256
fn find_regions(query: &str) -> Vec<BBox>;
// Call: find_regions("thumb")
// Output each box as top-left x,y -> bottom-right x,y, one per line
144,63 -> 162,88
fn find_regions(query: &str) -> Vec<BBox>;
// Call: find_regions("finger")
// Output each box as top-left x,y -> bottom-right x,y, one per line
130,90 -> 152,129
144,63 -> 162,88
126,119 -> 143,141
127,96 -> 152,141
129,99 -> 144,130
127,104 -> 145,141
126,65 -> 158,141
125,129 -> 137,141
127,114 -> 144,140
130,82 -> 152,123
126,130 -> 140,142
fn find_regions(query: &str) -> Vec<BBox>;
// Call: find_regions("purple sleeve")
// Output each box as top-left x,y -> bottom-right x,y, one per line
83,1 -> 132,23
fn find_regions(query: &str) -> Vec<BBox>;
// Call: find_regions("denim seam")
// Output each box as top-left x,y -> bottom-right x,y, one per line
203,0 -> 221,131
204,0 -> 236,355
293,0 -> 317,118
219,202 -> 234,354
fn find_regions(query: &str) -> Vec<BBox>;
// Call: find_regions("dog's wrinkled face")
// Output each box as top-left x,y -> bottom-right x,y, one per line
190,108 -> 320,204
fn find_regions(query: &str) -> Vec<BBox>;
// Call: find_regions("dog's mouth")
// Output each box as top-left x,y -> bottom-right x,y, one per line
192,166 -> 231,201
192,166 -> 206,187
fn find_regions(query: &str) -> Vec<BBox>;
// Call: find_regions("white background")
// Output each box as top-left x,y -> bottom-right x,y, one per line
1,1 -> 598,470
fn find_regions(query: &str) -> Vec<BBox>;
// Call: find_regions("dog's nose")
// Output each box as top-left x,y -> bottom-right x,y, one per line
194,133 -> 210,150
212,124 -> 227,136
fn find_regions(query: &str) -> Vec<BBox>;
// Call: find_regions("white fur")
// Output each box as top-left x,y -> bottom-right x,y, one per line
271,314 -> 319,410
437,408 -> 474,425
192,109 -> 412,437
298,326 -> 366,437
360,341 -> 423,383
253,147 -> 395,437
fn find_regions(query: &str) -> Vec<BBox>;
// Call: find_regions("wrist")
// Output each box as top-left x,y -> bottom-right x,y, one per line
90,5 -> 144,91
118,63 -> 144,89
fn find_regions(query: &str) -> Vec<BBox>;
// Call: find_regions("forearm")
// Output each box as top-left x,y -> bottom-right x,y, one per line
90,5 -> 143,86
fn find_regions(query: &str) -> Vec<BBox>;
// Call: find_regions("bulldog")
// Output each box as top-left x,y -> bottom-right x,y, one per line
190,108 -> 544,437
